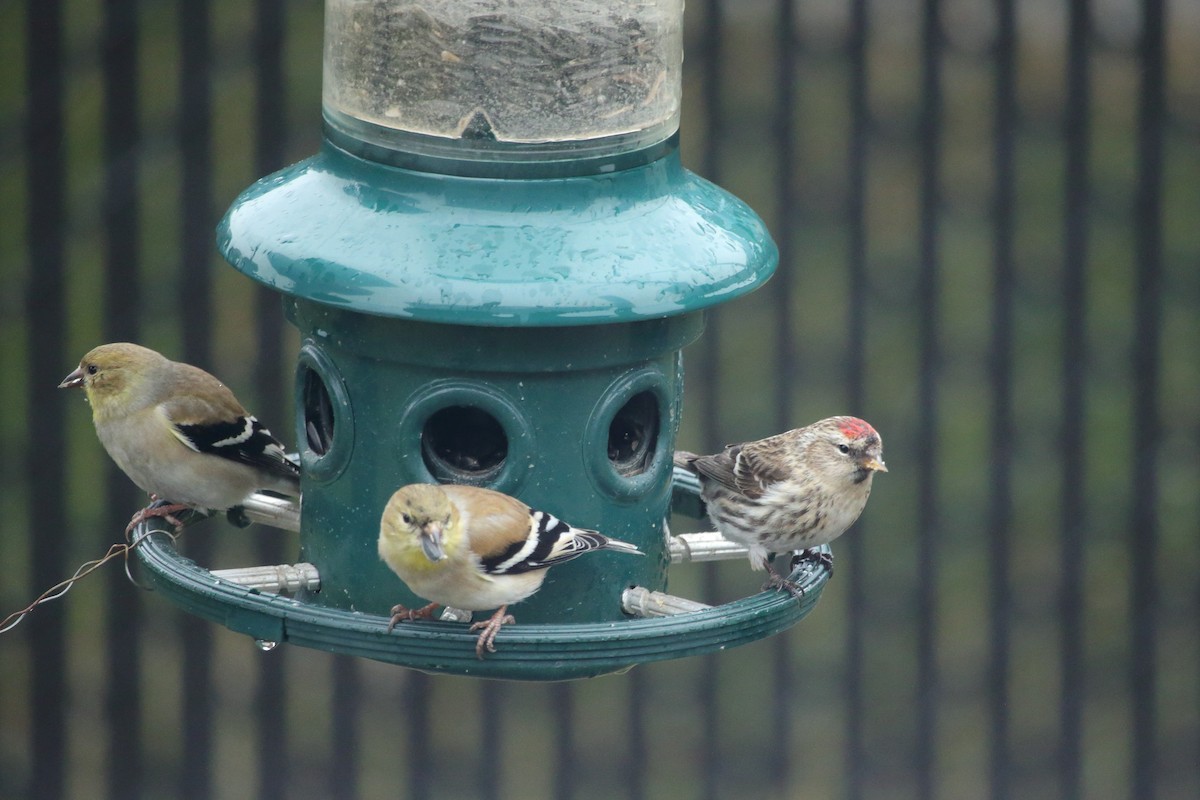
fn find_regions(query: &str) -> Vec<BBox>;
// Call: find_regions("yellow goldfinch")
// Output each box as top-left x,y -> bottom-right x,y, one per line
379,483 -> 642,658
59,342 -> 300,532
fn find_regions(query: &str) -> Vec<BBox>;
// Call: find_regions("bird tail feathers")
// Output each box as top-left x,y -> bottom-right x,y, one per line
673,450 -> 699,471
599,536 -> 643,556
565,530 -> 643,557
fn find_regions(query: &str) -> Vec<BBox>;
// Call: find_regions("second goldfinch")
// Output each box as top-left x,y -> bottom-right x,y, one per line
60,342 -> 300,532
379,483 -> 642,658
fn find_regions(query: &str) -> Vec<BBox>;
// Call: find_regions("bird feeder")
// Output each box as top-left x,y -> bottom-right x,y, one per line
131,0 -> 833,680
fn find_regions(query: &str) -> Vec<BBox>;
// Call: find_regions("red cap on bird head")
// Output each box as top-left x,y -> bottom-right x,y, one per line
837,417 -> 877,440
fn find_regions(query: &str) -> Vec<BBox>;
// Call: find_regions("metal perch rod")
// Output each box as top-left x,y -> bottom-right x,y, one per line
621,587 -> 712,617
210,563 -> 320,594
667,530 -> 750,563
241,492 -> 301,532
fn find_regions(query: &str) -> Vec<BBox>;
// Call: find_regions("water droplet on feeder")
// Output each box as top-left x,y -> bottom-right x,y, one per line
255,639 -> 278,651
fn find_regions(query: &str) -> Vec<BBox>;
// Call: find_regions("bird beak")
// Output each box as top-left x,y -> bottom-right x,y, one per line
58,367 -> 84,389
419,522 -> 446,562
861,457 -> 888,473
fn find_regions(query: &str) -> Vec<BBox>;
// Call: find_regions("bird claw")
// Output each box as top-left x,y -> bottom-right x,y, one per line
761,571 -> 805,599
791,548 -> 835,577
386,602 -> 440,632
125,502 -> 192,536
469,607 -> 515,659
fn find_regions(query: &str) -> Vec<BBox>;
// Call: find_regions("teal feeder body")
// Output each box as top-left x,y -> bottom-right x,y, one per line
281,304 -> 697,622
218,139 -> 776,626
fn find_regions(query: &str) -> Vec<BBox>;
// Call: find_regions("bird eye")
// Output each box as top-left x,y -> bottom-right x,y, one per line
86,364 -> 98,375
401,513 -> 412,525
838,444 -> 850,454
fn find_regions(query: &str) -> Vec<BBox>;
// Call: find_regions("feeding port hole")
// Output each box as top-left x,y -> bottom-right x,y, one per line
303,366 -> 335,457
608,390 -> 658,477
422,405 -> 508,481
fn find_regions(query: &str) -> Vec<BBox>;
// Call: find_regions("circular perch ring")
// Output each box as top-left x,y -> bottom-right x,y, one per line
131,474 -> 832,681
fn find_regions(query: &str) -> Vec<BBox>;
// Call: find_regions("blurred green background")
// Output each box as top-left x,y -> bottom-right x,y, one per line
1,1 -> 1198,798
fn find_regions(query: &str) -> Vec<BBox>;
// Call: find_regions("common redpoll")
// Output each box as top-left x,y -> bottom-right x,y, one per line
674,416 -> 886,593
379,483 -> 642,658
59,342 -> 300,532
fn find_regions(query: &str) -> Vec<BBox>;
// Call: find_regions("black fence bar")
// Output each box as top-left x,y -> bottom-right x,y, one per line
478,681 -> 502,800
1060,2 -> 1090,799
251,2 -> 291,797
101,1 -> 143,797
177,2 -> 216,798
628,667 -> 647,800
330,655 -> 361,800
843,0 -> 869,791
988,2 -> 1017,798
915,1 -> 943,796
843,0 -> 869,796
552,682 -> 575,799
1130,1 -> 1165,797
254,0 -> 286,178
772,1 -> 796,427
408,671 -> 432,800
252,0 -> 289,423
178,8 -> 212,370
24,1 -> 67,797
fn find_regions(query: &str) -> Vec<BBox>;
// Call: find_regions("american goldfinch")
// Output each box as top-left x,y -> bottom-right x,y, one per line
59,342 -> 300,532
379,483 -> 642,658
674,416 -> 886,594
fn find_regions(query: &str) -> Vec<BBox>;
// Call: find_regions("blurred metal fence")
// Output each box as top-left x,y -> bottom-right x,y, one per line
2,1 -> 1198,798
